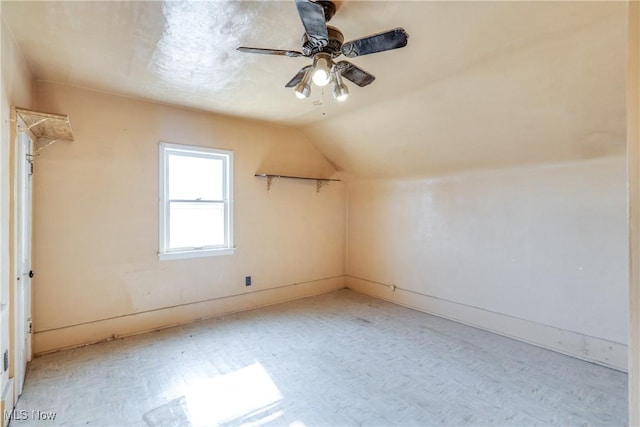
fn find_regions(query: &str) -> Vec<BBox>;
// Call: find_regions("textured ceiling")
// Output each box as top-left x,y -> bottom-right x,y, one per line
2,1 -> 627,178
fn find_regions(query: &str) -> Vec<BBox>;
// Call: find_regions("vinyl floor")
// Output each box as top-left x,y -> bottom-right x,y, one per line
10,289 -> 628,426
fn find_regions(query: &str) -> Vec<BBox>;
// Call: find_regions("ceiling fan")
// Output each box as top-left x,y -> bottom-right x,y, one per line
237,0 -> 409,102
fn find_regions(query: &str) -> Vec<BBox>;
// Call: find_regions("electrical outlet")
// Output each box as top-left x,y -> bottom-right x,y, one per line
245,276 -> 251,286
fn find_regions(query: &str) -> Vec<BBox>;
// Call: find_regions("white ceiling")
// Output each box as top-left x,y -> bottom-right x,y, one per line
2,1 -> 627,178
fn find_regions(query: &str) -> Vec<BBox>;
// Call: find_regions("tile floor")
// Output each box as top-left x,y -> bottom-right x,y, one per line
10,290 -> 628,426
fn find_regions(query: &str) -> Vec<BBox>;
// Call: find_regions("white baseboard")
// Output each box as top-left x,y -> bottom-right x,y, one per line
33,276 -> 345,355
346,276 -> 627,372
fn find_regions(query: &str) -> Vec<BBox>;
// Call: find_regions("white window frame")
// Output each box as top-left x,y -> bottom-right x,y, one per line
158,142 -> 234,260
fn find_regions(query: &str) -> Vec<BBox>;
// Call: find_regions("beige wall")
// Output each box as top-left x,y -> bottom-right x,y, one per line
1,11 -> 33,422
346,156 -> 628,370
31,82 -> 346,354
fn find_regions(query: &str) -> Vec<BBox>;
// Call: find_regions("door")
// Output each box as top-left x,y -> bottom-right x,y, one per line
15,130 -> 33,396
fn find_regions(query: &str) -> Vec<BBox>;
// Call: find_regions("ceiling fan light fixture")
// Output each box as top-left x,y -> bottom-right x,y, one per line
295,84 -> 311,99
334,85 -> 348,102
294,69 -> 312,99
311,53 -> 332,87
332,70 -> 349,101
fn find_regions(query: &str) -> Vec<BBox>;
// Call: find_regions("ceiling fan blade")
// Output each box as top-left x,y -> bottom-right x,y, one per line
341,28 -> 409,58
285,66 -> 312,88
237,47 -> 304,58
295,0 -> 328,48
335,61 -> 375,87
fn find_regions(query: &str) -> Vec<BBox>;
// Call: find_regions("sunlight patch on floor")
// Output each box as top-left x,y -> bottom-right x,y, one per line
184,362 -> 282,425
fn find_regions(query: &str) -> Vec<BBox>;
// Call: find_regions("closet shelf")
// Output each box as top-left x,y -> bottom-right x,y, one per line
255,174 -> 340,193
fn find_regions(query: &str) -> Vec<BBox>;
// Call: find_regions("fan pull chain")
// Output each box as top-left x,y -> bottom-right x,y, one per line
313,86 -> 326,116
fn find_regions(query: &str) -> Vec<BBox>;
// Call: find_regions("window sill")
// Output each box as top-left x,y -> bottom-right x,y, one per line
158,247 -> 235,261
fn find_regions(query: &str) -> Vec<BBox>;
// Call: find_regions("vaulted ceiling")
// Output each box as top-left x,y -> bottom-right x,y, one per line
2,1 -> 627,178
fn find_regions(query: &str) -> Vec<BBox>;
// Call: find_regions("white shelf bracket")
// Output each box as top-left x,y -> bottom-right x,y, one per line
316,179 -> 331,193
266,175 -> 277,191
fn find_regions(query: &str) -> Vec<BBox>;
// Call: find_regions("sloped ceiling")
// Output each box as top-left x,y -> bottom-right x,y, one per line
1,1 -> 627,178
304,1 -> 627,178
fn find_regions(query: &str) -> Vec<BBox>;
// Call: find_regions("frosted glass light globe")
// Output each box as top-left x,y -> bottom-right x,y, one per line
311,54 -> 332,87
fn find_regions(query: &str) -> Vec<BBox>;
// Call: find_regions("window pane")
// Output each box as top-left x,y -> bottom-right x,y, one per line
168,154 -> 223,200
169,202 -> 225,249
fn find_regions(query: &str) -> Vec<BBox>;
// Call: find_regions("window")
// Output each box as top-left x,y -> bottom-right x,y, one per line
159,142 -> 233,260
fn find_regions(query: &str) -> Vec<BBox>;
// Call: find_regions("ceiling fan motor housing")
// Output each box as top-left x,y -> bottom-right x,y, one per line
302,26 -> 344,57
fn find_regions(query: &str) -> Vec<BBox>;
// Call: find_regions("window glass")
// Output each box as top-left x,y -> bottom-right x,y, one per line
168,154 -> 224,201
169,202 -> 225,249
